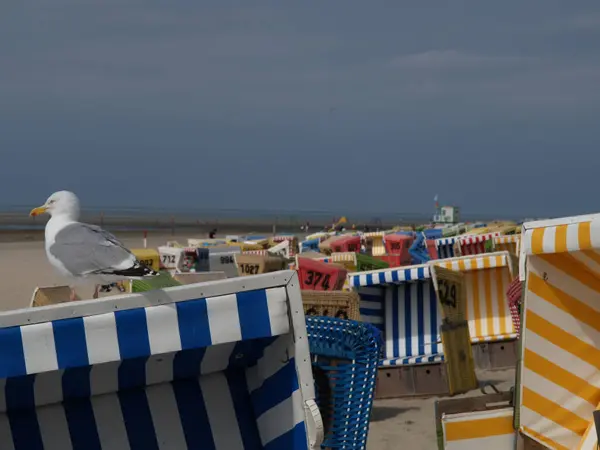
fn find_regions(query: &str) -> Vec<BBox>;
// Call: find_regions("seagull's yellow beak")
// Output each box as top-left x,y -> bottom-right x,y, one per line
29,205 -> 48,217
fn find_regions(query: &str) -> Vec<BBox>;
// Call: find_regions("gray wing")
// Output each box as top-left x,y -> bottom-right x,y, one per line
49,223 -> 136,276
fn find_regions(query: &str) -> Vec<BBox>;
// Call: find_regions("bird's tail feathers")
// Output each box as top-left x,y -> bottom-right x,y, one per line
97,262 -> 160,279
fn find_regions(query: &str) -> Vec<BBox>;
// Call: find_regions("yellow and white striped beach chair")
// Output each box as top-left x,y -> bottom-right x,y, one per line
442,408 -> 515,450
518,214 -> 600,449
433,251 -> 518,370
317,252 -> 358,271
577,402 -> 600,450
362,231 -> 387,256
494,234 -> 521,257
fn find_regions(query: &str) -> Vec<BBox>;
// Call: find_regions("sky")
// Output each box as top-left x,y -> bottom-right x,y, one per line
2,1 -> 600,218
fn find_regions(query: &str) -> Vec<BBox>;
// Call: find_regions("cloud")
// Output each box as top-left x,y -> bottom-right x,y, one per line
389,50 -> 531,70
563,14 -> 600,31
2,1 -> 600,215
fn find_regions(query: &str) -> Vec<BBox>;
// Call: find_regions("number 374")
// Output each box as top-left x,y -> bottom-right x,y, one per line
304,270 -> 331,290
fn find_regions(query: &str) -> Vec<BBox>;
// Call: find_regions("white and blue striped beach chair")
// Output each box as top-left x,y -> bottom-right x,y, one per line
350,265 -> 443,367
349,264 -> 476,398
435,237 -> 458,259
0,271 -> 323,449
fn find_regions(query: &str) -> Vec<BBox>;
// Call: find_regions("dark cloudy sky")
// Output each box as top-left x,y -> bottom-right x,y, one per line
2,1 -> 600,218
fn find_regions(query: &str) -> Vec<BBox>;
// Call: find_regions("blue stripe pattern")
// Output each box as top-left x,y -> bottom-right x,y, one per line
385,283 -> 443,362
0,288 -> 287,379
0,327 -> 26,378
355,269 -> 445,366
357,287 -> 385,331
2,336 -> 306,450
0,286 -> 308,450
53,318 -> 89,369
403,285 -> 411,357
379,355 -> 445,366
435,237 -> 456,259
349,265 -> 430,288
236,290 -> 272,340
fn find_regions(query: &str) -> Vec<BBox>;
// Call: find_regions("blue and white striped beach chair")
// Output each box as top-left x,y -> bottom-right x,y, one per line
0,271 -> 323,449
350,265 -> 443,367
349,264 -> 476,398
435,237 -> 458,259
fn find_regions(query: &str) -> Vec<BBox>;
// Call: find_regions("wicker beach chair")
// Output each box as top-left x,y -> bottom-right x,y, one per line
302,290 -> 361,321
29,285 -> 78,307
306,316 -> 382,450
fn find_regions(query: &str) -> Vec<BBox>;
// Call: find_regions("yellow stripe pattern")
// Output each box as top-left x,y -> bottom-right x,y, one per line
329,252 -> 357,263
577,400 -> 600,449
494,235 -> 520,256
434,253 -> 515,342
362,231 -> 387,237
520,248 -> 600,449
443,408 -> 515,449
523,221 -> 597,255
318,252 -> 358,271
363,235 -> 386,256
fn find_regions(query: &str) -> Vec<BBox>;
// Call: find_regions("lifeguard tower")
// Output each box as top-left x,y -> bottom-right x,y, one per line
432,196 -> 460,225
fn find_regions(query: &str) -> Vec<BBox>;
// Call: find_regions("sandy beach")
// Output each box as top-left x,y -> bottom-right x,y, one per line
0,229 -> 516,449
0,231 -> 198,310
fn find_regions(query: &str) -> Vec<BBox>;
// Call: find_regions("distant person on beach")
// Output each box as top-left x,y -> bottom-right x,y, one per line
209,228 -> 217,239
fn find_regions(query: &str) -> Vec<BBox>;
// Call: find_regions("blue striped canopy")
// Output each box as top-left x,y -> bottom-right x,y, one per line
354,266 -> 445,368
349,265 -> 430,288
435,237 -> 457,247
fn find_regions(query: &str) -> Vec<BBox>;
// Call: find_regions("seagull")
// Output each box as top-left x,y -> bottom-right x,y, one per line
30,191 -> 159,300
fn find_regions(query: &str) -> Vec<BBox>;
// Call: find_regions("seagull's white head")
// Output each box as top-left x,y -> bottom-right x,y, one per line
30,191 -> 81,220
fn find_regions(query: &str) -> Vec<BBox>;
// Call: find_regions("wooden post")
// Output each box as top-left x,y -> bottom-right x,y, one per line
143,230 -> 147,249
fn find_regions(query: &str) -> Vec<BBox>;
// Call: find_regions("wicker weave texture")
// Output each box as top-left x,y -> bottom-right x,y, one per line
306,316 -> 382,450
302,290 -> 361,321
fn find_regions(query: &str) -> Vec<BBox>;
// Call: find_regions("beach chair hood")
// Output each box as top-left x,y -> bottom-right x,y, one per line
0,271 -> 323,450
